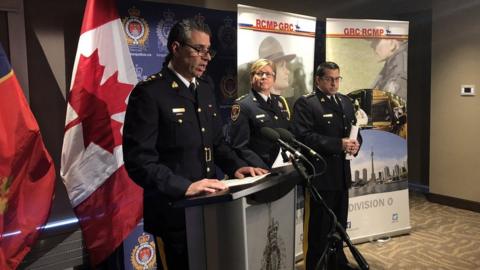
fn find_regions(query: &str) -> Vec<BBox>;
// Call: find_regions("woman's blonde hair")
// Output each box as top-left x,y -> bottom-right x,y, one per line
250,58 -> 276,81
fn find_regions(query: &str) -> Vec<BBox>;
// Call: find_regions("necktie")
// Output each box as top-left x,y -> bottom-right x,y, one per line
189,82 -> 196,94
189,82 -> 198,103
267,97 -> 274,109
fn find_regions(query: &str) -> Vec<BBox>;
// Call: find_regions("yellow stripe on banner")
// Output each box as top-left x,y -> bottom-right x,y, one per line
0,70 -> 13,84
156,236 -> 168,270
279,95 -> 291,120
303,189 -> 311,259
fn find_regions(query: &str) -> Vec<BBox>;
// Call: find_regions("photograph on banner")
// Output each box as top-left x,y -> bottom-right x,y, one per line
325,18 -> 408,102
348,89 -> 407,138
349,129 -> 408,197
237,5 -> 316,107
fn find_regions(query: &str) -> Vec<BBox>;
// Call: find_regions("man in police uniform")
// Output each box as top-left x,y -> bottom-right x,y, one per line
291,62 -> 361,270
229,58 -> 291,169
123,18 -> 266,270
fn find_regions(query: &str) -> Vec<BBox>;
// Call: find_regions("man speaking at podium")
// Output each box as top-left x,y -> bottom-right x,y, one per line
291,62 -> 361,270
123,18 -> 266,270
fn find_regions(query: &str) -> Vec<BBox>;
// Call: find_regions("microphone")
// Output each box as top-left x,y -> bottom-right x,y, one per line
260,127 -> 306,161
261,127 -> 316,185
275,128 -> 322,160
275,128 -> 327,175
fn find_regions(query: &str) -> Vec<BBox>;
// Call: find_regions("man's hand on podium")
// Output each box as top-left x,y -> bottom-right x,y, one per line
234,166 -> 269,179
185,179 -> 228,197
185,167 -> 268,196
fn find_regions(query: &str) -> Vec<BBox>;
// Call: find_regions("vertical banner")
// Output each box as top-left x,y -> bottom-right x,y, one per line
237,4 -> 316,260
326,18 -> 411,242
237,4 -> 316,108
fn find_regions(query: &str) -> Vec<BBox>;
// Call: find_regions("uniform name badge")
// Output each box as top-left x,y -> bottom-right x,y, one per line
172,108 -> 185,115
323,113 -> 333,118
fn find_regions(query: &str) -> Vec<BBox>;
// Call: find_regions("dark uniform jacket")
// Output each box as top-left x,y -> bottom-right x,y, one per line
291,89 -> 361,191
123,67 -> 246,238
228,90 -> 290,169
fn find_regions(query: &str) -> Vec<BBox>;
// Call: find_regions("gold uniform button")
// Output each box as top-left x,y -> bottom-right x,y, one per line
178,119 -> 183,123
345,127 -> 348,130
343,115 -> 346,118
327,121 -> 331,124
274,116 -> 278,120
213,113 -> 217,117
198,108 -> 202,112
206,167 -> 211,172
201,127 -> 206,132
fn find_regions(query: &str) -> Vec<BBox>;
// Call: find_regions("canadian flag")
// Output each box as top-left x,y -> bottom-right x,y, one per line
60,0 -> 142,265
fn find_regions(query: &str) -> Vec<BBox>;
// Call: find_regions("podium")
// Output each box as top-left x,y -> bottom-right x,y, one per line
174,165 -> 300,270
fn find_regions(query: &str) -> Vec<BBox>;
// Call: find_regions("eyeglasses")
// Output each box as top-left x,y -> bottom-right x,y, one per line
255,72 -> 276,78
182,43 -> 216,58
321,76 -> 343,83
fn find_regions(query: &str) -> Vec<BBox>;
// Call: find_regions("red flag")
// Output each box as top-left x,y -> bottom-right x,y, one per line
0,45 -> 56,269
60,0 -> 142,265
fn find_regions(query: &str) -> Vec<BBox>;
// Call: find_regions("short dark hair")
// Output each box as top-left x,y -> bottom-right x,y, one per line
315,61 -> 340,77
163,18 -> 212,66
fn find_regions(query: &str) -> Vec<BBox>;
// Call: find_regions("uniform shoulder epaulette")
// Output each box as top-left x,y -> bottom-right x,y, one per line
304,91 -> 316,98
235,94 -> 248,102
137,72 -> 163,86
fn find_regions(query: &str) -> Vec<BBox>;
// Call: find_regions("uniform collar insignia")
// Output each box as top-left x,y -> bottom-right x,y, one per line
321,98 -> 326,102
171,81 -> 179,89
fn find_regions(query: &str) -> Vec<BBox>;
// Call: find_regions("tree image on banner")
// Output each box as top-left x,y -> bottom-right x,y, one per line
60,0 -> 142,266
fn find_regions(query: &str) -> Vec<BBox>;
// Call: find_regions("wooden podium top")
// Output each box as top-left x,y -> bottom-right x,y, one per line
173,165 -> 300,208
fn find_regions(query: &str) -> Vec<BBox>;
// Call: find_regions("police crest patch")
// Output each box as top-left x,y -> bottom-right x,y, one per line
123,6 -> 149,48
220,70 -> 237,98
156,10 -> 176,57
130,233 -> 156,270
217,17 -> 235,51
231,104 -> 240,121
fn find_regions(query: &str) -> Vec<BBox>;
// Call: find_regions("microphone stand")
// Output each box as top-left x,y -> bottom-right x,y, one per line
288,153 -> 369,270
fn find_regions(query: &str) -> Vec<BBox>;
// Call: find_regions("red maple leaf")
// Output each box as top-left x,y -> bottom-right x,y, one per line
66,49 -> 133,153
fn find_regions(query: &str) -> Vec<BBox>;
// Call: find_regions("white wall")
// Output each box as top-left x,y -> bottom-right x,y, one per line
430,0 -> 480,203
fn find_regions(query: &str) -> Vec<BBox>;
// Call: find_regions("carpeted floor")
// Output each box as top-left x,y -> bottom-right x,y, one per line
297,192 -> 480,269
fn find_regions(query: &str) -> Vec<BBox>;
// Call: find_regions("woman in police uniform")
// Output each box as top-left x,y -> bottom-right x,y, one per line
228,58 -> 291,169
